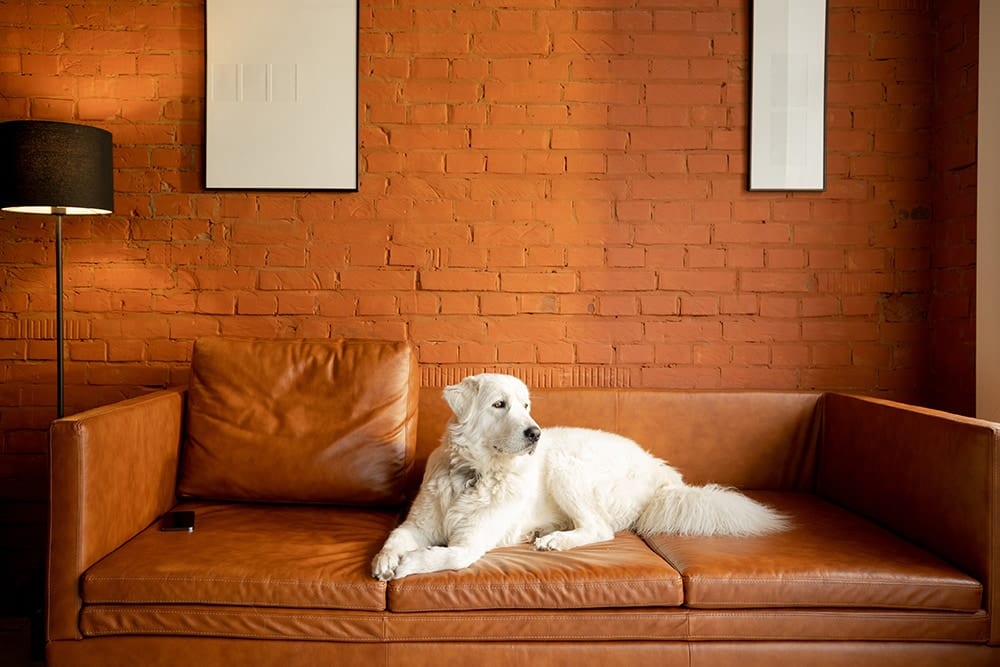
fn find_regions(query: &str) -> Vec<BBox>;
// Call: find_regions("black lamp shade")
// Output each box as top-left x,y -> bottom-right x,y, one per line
0,120 -> 114,215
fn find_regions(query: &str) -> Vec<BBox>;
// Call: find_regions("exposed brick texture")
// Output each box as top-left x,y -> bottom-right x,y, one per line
0,0 -> 980,611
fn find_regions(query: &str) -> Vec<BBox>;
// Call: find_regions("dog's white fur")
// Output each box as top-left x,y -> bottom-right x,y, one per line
372,373 -> 787,581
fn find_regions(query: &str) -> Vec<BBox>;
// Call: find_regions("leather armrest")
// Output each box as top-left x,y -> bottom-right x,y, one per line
47,388 -> 185,641
818,392 -> 1000,643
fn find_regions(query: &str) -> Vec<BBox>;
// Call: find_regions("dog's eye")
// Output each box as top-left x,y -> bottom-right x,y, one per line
492,400 -> 507,409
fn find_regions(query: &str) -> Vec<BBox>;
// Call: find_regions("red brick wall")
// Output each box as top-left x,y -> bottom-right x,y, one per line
0,0 -> 977,609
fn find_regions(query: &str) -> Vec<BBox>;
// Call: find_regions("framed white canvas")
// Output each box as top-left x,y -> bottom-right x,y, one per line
748,0 -> 827,191
205,0 -> 358,190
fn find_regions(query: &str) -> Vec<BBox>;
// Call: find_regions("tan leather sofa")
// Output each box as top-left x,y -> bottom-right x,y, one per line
46,338 -> 1000,666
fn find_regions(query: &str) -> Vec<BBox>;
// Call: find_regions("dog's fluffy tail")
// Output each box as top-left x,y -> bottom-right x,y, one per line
634,483 -> 788,537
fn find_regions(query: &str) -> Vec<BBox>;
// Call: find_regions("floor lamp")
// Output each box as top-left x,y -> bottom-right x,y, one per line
0,120 -> 114,418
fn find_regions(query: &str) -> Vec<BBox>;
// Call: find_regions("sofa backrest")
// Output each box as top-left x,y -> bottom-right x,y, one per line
178,337 -> 419,505
415,388 -> 822,492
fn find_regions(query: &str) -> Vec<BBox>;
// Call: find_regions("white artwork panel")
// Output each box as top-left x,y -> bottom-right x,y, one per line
206,0 -> 358,190
749,0 -> 827,191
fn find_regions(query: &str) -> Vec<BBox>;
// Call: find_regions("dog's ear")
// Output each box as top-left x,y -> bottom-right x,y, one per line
443,376 -> 480,419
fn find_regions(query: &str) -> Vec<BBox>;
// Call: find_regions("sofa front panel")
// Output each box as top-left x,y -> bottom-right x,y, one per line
49,636 -> 388,667
387,609 -> 989,644
76,605 -> 989,645
79,607 -> 684,643
387,532 -> 683,612
77,606 -> 685,643
391,643 -> 1000,667
179,337 -> 419,505
414,389 -> 821,492
645,492 -> 983,612
684,608 -> 989,643
82,503 -> 396,611
49,637 -> 1000,667
687,642 -> 999,667
80,605 -> 386,642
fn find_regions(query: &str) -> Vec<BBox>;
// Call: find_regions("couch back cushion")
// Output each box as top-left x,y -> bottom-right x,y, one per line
178,338 -> 418,505
416,388 -> 821,492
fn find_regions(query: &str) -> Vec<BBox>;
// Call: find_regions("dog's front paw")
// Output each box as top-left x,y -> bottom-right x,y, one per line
390,550 -> 427,580
533,532 -> 569,551
371,549 -> 402,581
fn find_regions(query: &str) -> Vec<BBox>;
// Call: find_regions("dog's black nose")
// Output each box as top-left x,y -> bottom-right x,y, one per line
524,426 -> 541,443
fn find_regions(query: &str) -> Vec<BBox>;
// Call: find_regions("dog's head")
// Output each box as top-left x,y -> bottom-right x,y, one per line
443,373 -> 541,457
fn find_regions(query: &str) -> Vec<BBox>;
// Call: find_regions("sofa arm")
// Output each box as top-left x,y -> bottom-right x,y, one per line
47,387 -> 185,641
818,392 -> 1000,643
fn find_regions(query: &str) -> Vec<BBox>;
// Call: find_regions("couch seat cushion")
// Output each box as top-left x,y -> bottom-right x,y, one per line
643,492 -> 983,611
387,532 -> 683,612
83,503 -> 395,611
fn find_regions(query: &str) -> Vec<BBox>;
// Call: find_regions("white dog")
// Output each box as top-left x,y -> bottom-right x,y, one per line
372,373 -> 787,581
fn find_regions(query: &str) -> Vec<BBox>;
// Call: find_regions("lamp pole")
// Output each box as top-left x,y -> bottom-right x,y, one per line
55,208 -> 65,417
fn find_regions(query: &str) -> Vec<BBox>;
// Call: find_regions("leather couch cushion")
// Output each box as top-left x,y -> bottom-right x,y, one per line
387,532 -> 684,612
82,503 -> 395,611
415,389 -> 822,493
178,337 -> 418,504
644,492 -> 983,612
